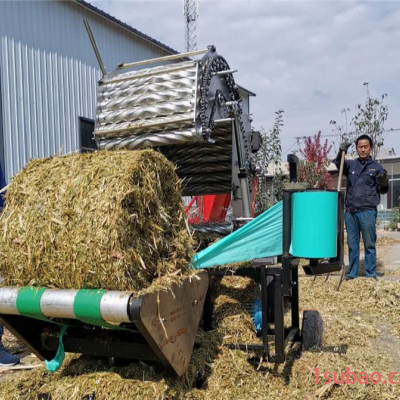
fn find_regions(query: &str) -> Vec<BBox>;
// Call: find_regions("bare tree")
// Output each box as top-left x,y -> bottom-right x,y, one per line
330,83 -> 390,158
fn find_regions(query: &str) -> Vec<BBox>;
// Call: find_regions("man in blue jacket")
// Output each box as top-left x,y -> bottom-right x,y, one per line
0,161 -> 20,366
334,134 -> 389,280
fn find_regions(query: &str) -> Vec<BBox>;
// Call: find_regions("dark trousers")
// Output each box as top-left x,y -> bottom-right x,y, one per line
344,209 -> 377,278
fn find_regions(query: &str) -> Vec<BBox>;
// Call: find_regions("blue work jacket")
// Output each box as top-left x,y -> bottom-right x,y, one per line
0,162 -> 6,208
333,154 -> 388,212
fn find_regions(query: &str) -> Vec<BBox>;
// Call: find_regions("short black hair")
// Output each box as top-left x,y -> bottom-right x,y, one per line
356,134 -> 373,147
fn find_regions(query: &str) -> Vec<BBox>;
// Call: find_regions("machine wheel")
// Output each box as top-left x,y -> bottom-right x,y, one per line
301,310 -> 324,350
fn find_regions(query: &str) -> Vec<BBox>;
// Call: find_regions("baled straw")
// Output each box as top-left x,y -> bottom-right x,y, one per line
0,150 -> 193,292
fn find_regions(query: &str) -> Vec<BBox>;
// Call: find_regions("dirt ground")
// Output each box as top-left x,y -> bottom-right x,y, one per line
0,236 -> 399,399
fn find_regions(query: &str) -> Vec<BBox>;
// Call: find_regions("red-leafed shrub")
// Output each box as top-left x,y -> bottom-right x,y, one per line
297,131 -> 333,189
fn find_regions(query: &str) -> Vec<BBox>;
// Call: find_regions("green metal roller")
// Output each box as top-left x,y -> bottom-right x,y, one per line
0,272 -> 209,377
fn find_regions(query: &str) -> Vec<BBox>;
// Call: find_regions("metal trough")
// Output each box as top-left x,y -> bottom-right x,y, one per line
0,272 -> 208,376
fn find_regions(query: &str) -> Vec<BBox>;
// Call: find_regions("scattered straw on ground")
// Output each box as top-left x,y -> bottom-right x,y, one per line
376,236 -> 400,246
343,235 -> 399,256
2,269 -> 400,399
0,150 -> 193,292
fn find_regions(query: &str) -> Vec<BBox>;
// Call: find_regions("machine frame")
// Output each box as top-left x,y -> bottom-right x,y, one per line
202,155 -> 345,363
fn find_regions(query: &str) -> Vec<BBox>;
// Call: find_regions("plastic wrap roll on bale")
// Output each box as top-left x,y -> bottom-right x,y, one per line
290,191 -> 338,259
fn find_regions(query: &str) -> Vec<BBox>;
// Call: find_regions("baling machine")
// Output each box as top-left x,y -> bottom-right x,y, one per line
0,45 -> 344,376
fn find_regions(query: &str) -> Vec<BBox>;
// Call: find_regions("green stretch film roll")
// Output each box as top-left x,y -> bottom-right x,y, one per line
192,201 -> 283,269
290,191 -> 338,258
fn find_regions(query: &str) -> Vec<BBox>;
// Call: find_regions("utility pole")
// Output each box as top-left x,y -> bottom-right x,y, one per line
183,0 -> 198,52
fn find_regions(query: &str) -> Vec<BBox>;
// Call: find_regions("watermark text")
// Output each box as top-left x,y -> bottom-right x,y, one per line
314,367 -> 400,385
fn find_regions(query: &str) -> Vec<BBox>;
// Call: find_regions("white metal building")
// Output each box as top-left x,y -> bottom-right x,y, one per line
0,0 -> 255,182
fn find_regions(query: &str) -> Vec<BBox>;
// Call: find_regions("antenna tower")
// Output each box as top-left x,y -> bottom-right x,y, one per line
183,0 -> 198,52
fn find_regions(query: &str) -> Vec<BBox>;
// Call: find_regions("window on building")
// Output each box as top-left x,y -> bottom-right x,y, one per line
79,117 -> 97,153
379,160 -> 400,210
389,178 -> 400,209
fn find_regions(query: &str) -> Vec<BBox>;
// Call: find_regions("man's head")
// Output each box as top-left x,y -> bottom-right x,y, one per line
356,135 -> 373,160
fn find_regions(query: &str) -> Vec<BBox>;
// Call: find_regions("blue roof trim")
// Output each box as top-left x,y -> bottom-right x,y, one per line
76,0 -> 179,55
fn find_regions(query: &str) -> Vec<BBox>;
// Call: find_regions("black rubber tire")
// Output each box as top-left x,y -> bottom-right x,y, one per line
301,310 -> 324,351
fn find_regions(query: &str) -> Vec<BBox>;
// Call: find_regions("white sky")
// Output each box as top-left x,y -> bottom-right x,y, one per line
92,0 -> 400,157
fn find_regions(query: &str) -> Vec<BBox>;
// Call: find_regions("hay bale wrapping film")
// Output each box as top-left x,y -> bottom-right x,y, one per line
0,150 -> 193,292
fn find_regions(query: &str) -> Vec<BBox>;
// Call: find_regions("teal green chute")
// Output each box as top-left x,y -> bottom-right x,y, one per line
191,201 -> 283,269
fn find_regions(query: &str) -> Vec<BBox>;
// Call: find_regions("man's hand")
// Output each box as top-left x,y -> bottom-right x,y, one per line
377,171 -> 388,187
339,141 -> 352,153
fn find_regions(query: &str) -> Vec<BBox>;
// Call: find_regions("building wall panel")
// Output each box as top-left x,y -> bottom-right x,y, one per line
0,0 -> 171,181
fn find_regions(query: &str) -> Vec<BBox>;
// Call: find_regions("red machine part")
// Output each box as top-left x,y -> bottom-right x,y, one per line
185,178 -> 258,224
185,195 -> 231,224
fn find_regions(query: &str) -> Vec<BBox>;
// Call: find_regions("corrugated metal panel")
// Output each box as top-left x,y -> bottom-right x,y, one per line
0,0 -> 171,182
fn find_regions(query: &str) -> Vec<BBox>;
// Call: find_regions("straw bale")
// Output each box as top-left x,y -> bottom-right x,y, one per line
0,150 -> 193,292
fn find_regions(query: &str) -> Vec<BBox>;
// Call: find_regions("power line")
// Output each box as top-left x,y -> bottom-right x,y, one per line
282,141 -> 297,155
296,128 -> 399,142
290,128 -> 399,156
383,128 -> 400,140
295,134 -> 339,141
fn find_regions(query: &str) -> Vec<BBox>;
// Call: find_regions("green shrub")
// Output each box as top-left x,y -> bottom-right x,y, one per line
388,208 -> 400,230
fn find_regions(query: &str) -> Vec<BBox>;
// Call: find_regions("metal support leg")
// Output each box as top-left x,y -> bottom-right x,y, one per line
337,263 -> 346,291
273,271 -> 285,363
282,191 -> 292,295
260,266 -> 269,359
291,266 -> 299,332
